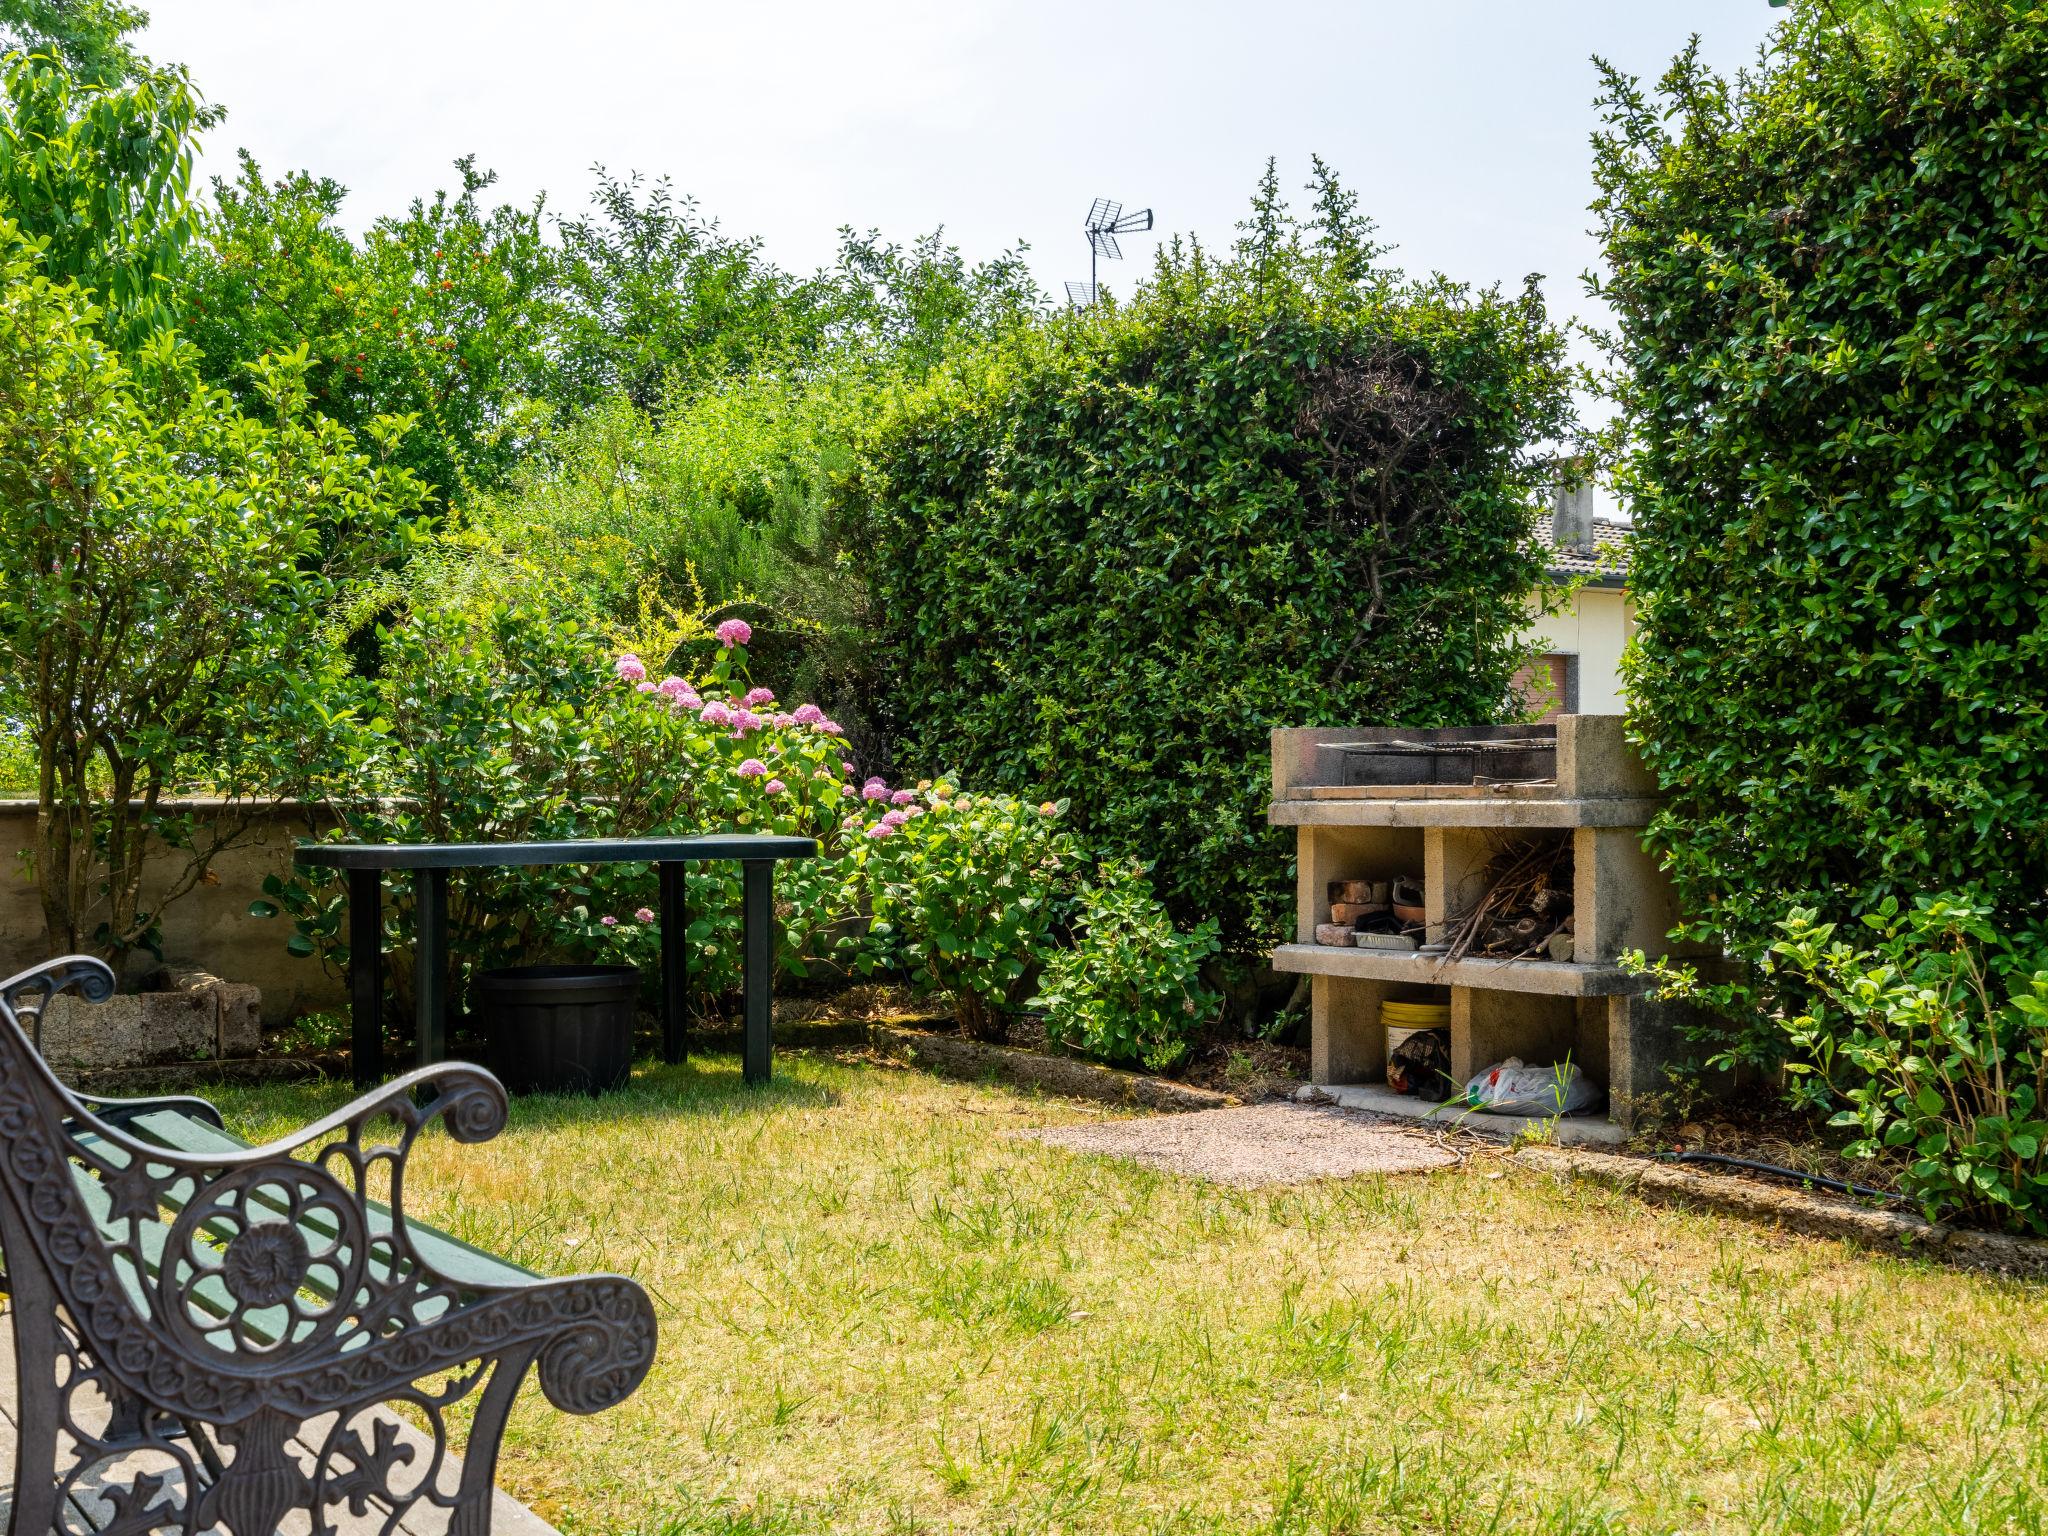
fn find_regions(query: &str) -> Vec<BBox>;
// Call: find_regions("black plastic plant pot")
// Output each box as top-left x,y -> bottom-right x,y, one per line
477,964 -> 638,1095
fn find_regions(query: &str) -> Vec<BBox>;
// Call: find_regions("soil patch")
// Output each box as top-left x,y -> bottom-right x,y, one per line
1635,1088 -> 1910,1197
867,1023 -> 1231,1111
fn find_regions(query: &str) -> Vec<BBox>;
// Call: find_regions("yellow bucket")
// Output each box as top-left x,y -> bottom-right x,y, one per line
1382,999 -> 1450,1059
1381,1000 -> 1449,1028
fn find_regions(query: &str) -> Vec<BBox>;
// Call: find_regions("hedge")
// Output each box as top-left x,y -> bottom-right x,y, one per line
855,170 -> 1574,947
1592,3 -> 2048,980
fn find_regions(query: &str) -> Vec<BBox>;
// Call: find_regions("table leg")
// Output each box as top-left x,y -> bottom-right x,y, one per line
414,868 -> 449,1069
742,859 -> 773,1085
348,868 -> 384,1087
659,860 -> 689,1065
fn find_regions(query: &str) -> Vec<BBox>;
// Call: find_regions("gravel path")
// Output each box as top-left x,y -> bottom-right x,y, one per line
1022,1102 -> 1459,1186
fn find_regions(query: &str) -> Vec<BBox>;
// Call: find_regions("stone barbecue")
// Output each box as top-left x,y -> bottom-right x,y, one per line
1268,715 -> 1717,1140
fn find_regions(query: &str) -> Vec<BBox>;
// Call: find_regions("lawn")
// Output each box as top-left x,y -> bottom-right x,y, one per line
212,1053 -> 2048,1536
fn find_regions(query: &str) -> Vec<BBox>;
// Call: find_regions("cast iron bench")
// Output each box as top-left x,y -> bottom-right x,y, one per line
294,836 -> 818,1087
0,955 -> 657,1535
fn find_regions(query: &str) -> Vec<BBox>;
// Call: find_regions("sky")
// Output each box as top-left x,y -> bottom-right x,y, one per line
139,2 -> 1778,310
138,0 -> 1782,492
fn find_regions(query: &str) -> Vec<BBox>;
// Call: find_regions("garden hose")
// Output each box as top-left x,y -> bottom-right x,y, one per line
1658,1151 -> 1909,1205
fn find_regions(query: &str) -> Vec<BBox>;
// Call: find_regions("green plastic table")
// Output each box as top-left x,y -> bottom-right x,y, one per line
295,835 -> 817,1087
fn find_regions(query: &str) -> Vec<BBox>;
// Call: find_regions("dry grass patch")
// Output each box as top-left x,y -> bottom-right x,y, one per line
211,1053 -> 2048,1535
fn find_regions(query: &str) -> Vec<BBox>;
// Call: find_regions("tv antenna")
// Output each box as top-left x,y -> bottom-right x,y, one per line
1068,197 -> 1153,307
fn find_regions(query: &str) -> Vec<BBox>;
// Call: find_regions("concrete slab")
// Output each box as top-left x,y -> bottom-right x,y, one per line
1023,1102 -> 1460,1186
1294,1081 -> 1631,1146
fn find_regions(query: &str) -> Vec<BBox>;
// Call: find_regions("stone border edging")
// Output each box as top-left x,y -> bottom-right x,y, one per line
1517,1144 -> 2048,1279
866,1023 -> 1235,1112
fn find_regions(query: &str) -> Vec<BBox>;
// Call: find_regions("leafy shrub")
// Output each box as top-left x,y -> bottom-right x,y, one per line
468,375 -> 874,709
183,152 -> 555,505
855,784 -> 1077,1041
272,594 -> 1102,1044
0,41 -> 207,343
270,595 -> 854,1008
1591,5 -> 2048,1032
1769,895 -> 2048,1233
1037,863 -> 1222,1072
856,163 -> 1574,947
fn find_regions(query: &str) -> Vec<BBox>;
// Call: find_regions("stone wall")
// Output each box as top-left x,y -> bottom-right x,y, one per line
0,799 -> 346,1025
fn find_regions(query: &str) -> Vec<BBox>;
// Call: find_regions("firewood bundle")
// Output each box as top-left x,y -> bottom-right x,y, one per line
1442,839 -> 1574,963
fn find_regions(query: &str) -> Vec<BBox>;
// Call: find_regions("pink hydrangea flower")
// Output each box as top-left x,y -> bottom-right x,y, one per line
670,691 -> 702,712
737,758 -> 767,778
699,701 -> 733,727
743,687 -> 776,707
819,721 -> 845,736
636,680 -> 658,693
614,654 -> 647,683
903,803 -> 925,819
864,822 -> 896,839
764,778 -> 786,795
771,712 -> 797,729
599,914 -> 619,927
841,783 -> 856,797
890,789 -> 915,806
657,676 -> 691,697
841,761 -> 855,776
715,618 -> 752,649
736,709 -> 766,734
880,809 -> 908,827
862,778 -> 889,802
793,703 -> 825,726
634,907 -> 656,923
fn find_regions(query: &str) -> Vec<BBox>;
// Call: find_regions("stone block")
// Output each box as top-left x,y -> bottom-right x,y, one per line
1449,987 -> 1577,1085
1604,991 -> 1731,1131
1557,714 -> 1657,799
35,972 -> 261,1070
1311,974 -> 1394,1086
1571,826 -> 1688,963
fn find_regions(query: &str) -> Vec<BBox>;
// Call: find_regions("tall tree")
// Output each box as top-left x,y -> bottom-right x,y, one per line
0,0 -> 148,85
0,222 -> 426,956
183,153 -> 555,504
0,29 -> 212,343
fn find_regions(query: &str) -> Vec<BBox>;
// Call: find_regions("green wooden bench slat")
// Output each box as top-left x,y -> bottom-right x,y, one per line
67,1141 -> 288,1344
125,1110 -> 539,1290
66,1105 -> 538,1357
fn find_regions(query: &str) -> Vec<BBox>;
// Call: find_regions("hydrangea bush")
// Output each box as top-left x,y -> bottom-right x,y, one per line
272,596 -> 1112,1049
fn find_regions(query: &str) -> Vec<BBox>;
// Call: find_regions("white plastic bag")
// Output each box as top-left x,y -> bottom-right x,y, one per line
1464,1056 -> 1598,1117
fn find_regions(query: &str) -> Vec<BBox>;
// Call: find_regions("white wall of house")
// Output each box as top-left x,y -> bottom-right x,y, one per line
1521,583 -> 1634,716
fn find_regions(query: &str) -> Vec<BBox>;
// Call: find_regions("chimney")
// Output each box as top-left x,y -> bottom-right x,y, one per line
1552,480 -> 1597,557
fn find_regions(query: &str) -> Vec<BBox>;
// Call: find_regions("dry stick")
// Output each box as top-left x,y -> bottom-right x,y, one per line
1440,837 -> 1572,966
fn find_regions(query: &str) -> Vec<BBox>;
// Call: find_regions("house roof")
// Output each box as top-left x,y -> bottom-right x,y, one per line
1533,511 -> 1631,585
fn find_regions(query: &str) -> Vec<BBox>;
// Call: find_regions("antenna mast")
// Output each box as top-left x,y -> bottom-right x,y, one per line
1069,197 -> 1154,308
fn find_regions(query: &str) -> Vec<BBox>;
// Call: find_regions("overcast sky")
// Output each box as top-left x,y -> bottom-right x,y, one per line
139,2 -> 1777,316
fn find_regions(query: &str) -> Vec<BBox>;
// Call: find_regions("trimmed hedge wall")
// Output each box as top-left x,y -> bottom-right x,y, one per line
1593,5 -> 2048,969
857,194 -> 1573,947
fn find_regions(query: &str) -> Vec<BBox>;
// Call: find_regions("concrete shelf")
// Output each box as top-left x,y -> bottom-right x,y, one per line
1294,1082 -> 1629,1146
1269,943 -> 1652,997
1269,796 -> 1664,829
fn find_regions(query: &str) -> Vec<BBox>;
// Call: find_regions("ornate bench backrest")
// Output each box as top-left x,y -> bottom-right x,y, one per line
0,955 -> 657,1535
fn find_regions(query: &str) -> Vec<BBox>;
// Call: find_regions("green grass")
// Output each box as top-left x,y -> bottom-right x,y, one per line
208,1054 -> 2048,1535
